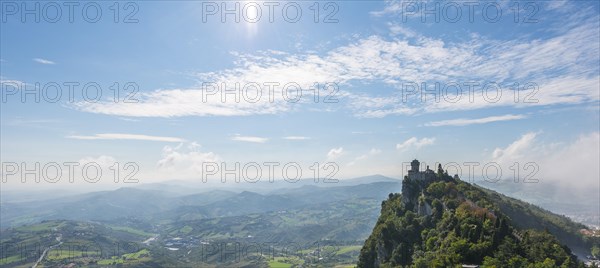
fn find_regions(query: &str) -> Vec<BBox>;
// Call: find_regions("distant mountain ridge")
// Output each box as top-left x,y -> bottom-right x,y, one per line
0,176 -> 401,228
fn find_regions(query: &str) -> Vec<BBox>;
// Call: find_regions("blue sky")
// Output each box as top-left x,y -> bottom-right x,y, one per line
1,0 -> 599,191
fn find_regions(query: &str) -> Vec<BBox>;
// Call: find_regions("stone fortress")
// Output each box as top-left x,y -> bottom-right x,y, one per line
406,159 -> 460,182
407,159 -> 437,181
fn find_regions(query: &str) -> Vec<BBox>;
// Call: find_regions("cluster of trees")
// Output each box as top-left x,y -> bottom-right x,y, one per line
482,230 -> 580,267
592,245 -> 600,258
357,173 -> 587,267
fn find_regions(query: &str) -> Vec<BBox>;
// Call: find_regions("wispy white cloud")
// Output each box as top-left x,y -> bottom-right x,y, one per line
33,58 -> 55,65
370,0 -> 415,17
351,131 -> 373,135
231,135 -> 268,143
425,114 -> 526,127
347,148 -> 381,166
67,133 -> 185,142
78,155 -> 117,168
71,11 -> 599,118
396,137 -> 435,151
327,147 -> 345,161
545,0 -> 570,11
72,87 -> 290,117
157,143 -> 220,176
118,117 -> 140,122
0,78 -> 26,87
283,136 -> 311,140
388,23 -> 417,38
492,132 -> 538,162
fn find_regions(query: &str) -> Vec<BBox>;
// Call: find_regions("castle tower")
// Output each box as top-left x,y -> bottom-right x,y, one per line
410,159 -> 420,172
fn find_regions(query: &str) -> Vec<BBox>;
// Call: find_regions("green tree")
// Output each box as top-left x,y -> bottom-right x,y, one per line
592,245 -> 600,258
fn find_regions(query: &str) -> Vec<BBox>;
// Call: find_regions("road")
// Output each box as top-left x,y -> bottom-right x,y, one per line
31,234 -> 62,268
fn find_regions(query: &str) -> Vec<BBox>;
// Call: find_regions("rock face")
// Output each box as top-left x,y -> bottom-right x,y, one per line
417,196 -> 432,217
400,181 -> 415,207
